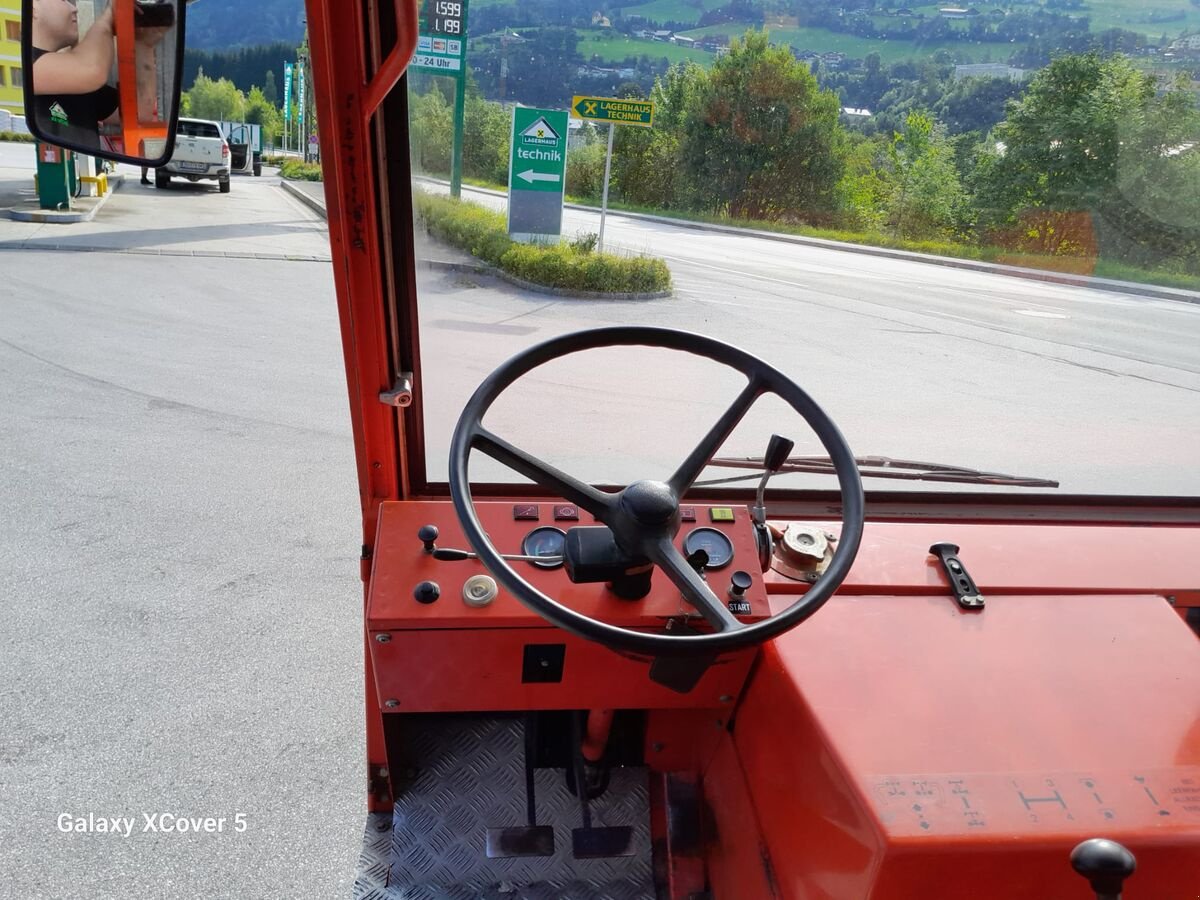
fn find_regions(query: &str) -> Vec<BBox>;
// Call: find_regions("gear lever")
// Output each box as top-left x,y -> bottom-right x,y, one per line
1071,838 -> 1136,900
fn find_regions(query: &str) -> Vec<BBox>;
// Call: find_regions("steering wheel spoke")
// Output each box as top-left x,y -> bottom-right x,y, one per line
647,536 -> 745,633
668,376 -> 764,497
473,426 -> 614,521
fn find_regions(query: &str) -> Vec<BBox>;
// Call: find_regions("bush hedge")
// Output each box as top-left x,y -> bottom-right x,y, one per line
414,190 -> 671,295
0,131 -> 35,144
279,159 -> 323,181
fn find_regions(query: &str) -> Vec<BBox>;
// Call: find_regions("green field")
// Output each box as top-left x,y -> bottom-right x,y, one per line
577,30 -> 713,64
681,22 -> 1026,64
612,0 -> 726,26
1078,0 -> 1200,37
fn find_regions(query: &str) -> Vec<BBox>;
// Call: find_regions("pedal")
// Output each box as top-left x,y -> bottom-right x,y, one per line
486,825 -> 555,858
572,824 -> 635,859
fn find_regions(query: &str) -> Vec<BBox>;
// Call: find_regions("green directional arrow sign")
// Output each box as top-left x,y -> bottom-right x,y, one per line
508,107 -> 569,242
571,96 -> 654,128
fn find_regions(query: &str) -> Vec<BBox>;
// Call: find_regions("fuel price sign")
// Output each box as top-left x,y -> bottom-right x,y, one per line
413,0 -> 470,72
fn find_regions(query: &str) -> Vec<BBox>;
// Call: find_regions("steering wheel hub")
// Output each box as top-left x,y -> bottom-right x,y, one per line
620,480 -> 678,527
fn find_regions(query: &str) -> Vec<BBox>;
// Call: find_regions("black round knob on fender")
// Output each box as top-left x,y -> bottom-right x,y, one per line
417,524 -> 439,554
1071,838 -> 1136,899
413,580 -> 441,604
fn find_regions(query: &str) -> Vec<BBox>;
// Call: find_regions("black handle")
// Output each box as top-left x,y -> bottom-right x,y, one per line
764,434 -> 795,473
929,542 -> 985,610
1071,838 -> 1136,899
417,524 -> 439,553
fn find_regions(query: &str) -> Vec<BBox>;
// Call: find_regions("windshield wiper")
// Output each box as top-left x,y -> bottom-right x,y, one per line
698,455 -> 1059,489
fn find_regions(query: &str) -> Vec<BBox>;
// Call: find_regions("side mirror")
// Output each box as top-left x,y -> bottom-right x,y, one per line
21,0 -> 186,166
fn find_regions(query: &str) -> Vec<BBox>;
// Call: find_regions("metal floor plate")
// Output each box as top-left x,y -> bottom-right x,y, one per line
354,717 -> 654,900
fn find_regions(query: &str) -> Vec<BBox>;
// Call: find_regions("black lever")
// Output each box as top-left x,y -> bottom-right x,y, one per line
754,434 -> 795,571
1071,838 -> 1136,900
763,433 -> 795,472
929,542 -> 984,610
417,524 -> 439,554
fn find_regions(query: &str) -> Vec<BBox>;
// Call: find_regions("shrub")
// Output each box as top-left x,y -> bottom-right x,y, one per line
0,131 -> 35,144
566,140 -> 608,202
279,159 -> 323,181
413,190 -> 671,294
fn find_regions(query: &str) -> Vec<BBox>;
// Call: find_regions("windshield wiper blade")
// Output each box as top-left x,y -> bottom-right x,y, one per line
699,455 -> 1059,489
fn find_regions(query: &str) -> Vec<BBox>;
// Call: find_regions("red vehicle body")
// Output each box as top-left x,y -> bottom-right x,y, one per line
300,1 -> 1200,896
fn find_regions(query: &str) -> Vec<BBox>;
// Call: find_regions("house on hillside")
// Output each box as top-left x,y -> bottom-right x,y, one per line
673,34 -> 697,48
841,107 -> 872,118
653,30 -> 674,41
953,63 -> 1027,80
939,7 -> 971,17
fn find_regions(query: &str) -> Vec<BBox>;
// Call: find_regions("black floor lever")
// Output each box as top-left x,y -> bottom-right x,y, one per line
570,711 -> 635,859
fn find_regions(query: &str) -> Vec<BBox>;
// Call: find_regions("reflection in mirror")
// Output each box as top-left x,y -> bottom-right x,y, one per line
24,0 -> 183,164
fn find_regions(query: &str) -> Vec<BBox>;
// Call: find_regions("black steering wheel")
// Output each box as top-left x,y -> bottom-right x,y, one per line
448,326 -> 864,656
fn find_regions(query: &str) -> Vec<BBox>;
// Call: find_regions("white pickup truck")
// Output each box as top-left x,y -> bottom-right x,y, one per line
156,118 -> 231,193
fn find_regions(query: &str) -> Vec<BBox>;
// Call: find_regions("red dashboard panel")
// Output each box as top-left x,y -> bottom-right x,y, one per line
366,500 -> 768,712
369,500 -> 769,629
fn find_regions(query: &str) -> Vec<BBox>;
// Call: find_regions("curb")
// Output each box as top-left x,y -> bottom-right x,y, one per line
422,258 -> 672,300
414,177 -> 1200,306
280,178 -> 327,217
2,173 -> 124,223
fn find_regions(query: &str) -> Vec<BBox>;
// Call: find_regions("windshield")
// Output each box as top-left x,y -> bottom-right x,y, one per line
407,0 -> 1200,496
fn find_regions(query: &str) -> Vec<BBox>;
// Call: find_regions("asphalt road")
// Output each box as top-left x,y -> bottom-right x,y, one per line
1,149 -> 363,899
2,143 -> 1199,899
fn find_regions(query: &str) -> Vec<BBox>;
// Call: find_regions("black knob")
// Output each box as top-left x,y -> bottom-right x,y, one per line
413,580 -> 440,604
417,524 -> 439,553
1071,839 -> 1136,899
728,570 -> 753,599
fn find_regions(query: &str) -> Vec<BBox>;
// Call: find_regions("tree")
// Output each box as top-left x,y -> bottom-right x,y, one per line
977,52 -> 1200,267
885,110 -> 967,239
612,61 -> 708,209
186,73 -> 247,121
263,70 -> 278,106
245,85 -> 282,143
680,30 -> 844,220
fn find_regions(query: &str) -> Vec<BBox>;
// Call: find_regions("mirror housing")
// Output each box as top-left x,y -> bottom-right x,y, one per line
20,0 -> 187,166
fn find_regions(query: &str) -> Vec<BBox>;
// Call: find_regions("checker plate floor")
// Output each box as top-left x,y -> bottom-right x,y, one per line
353,716 -> 654,900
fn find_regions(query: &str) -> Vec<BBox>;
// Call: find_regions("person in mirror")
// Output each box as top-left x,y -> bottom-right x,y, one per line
29,0 -> 119,151
31,1 -> 171,154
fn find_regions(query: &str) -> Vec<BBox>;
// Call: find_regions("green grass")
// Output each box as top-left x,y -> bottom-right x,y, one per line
0,131 -> 35,144
576,29 -> 713,64
613,0 -> 726,25
682,22 -> 1026,63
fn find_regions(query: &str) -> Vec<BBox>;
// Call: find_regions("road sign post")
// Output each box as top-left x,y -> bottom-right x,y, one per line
507,107 -> 568,243
412,0 -> 471,198
570,96 -> 654,254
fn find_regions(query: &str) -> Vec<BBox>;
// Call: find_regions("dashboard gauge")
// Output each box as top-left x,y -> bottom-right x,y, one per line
522,526 -> 566,569
683,527 -> 735,570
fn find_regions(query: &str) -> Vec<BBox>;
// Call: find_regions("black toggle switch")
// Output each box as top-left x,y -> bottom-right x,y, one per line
413,580 -> 441,604
418,524 -> 439,554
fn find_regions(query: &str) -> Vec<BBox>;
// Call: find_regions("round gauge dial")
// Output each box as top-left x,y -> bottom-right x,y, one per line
683,527 -> 735,570
522,526 -> 566,569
